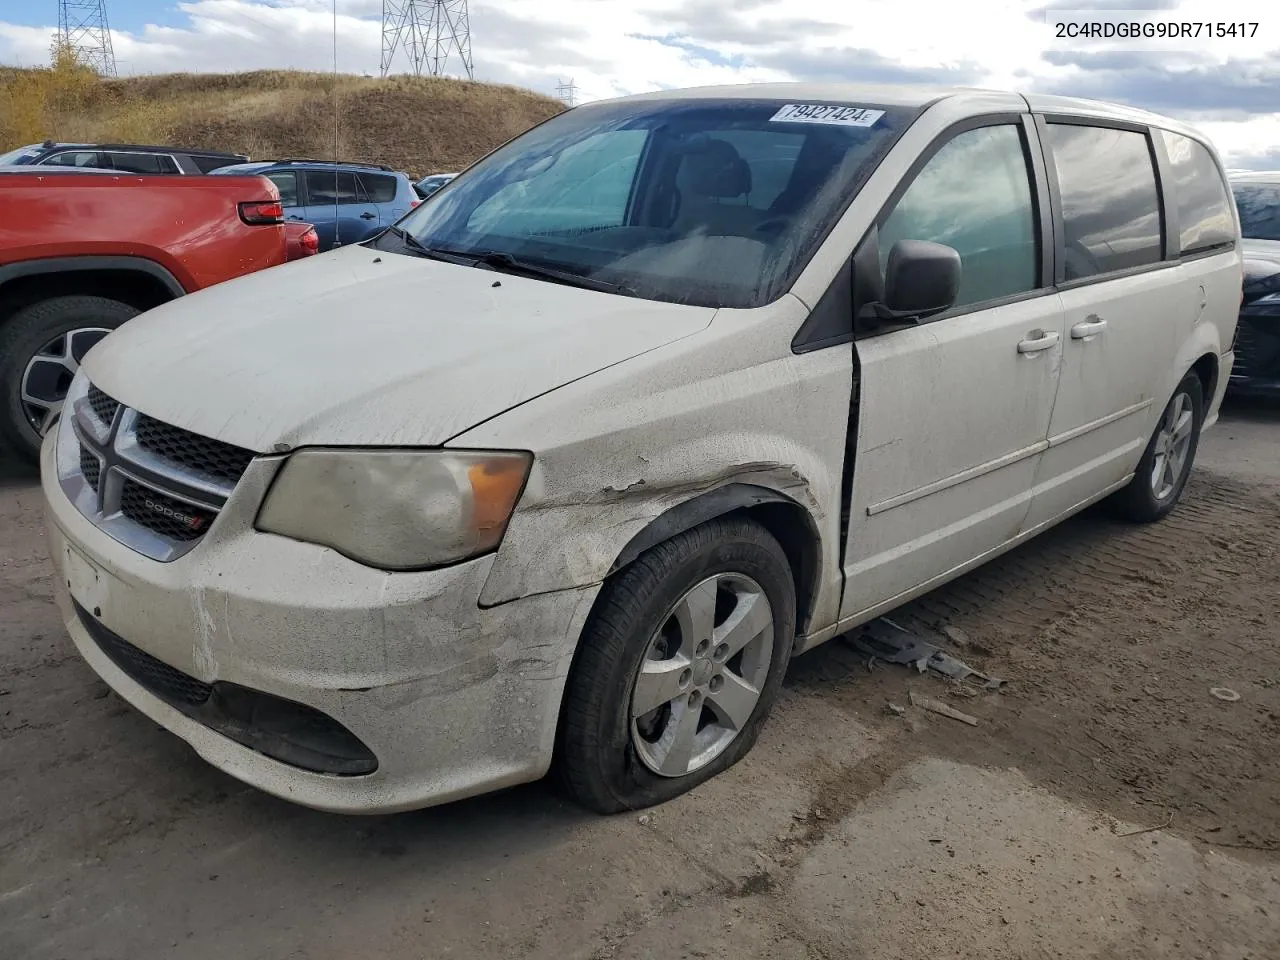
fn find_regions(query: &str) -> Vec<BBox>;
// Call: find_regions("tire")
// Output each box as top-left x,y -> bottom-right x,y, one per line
0,295 -> 139,466
556,516 -> 797,814
1107,371 -> 1204,523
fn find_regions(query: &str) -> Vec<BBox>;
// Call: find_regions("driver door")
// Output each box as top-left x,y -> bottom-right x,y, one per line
840,118 -> 1066,620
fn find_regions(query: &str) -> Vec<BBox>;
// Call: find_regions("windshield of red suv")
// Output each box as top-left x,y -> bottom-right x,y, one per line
383,98 -> 916,308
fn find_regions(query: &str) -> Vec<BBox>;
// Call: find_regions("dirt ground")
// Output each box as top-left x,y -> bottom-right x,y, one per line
2,399 -> 1278,960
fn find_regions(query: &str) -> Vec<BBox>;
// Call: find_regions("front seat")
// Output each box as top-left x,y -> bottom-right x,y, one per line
673,139 -> 758,237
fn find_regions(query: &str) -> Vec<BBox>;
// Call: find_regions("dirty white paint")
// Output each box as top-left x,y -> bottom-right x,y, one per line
81,248 -> 716,451
44,83 -> 1242,813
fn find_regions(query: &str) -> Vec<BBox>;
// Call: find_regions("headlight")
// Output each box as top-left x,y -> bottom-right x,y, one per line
256,449 -> 532,570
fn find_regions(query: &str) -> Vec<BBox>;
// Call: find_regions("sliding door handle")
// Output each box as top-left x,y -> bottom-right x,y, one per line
1071,316 -> 1108,340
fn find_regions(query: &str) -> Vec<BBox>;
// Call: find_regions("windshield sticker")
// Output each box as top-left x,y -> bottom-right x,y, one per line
770,104 -> 885,127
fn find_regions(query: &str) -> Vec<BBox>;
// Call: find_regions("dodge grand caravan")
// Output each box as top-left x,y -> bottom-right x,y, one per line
41,84 -> 1241,815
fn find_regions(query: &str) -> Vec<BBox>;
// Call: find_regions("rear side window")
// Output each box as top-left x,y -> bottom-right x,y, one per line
1160,131 -> 1235,255
359,173 -> 399,203
266,171 -> 299,207
1045,124 -> 1163,281
106,152 -> 179,174
305,170 -> 363,205
878,124 -> 1039,308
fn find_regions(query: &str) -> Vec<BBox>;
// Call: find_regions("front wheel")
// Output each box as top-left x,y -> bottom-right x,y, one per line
0,295 -> 140,465
1108,371 -> 1204,523
556,517 -> 797,814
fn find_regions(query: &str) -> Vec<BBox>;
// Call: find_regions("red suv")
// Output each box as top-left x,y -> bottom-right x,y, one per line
0,166 -> 289,464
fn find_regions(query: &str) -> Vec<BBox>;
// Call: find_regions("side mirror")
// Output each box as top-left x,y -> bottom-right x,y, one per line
864,239 -> 962,325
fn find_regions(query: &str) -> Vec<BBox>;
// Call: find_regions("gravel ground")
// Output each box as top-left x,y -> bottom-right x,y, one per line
2,399 -> 1277,960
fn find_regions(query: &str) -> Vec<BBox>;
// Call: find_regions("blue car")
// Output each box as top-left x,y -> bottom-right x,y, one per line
212,159 -> 419,251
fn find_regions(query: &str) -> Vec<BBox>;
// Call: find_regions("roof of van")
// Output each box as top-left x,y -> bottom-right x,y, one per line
587,83 -> 1213,146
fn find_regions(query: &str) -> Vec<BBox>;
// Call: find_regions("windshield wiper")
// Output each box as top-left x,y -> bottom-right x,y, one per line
447,248 -> 631,295
383,226 -> 473,264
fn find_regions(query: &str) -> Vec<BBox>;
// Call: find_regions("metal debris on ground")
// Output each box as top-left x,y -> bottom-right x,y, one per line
885,702 -> 906,716
845,618 -> 1005,689
908,691 -> 979,727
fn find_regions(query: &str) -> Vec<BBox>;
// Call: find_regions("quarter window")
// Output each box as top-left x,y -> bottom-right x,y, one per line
1045,124 -> 1163,280
359,173 -> 399,203
878,124 -> 1039,308
1160,131 -> 1236,254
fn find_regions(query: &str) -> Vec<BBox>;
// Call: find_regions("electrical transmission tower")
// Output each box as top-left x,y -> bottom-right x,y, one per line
57,0 -> 117,77
381,0 -> 474,80
556,78 -> 577,107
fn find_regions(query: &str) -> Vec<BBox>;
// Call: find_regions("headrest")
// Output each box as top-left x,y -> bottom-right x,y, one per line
680,138 -> 752,199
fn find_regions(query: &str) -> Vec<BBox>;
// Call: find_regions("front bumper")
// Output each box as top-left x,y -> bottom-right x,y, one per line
41,432 -> 599,814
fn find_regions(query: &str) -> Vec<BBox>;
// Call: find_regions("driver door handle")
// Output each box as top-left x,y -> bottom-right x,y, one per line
1071,315 -> 1108,339
360,211 -> 377,220
1017,330 -> 1060,354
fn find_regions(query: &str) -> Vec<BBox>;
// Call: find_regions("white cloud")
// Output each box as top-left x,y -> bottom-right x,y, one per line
1,0 -> 1277,166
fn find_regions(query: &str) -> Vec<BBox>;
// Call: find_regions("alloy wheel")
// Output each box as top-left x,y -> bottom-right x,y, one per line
629,573 -> 775,778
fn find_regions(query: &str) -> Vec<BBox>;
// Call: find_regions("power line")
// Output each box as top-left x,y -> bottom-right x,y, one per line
381,0 -> 474,80
56,0 -> 117,77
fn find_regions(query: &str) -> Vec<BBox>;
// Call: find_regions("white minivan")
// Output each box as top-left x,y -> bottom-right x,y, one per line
42,84 -> 1241,815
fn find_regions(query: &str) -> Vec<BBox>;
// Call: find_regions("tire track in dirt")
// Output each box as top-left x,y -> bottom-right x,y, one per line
790,470 -> 1280,855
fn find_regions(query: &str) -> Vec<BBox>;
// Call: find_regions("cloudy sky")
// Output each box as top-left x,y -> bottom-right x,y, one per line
2,0 -> 1278,168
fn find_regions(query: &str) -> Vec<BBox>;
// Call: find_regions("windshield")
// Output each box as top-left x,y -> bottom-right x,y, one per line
1232,183 -> 1280,241
0,144 -> 44,166
379,98 -> 916,308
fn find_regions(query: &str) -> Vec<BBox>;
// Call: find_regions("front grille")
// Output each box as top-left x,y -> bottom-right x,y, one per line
87,385 -> 120,426
135,415 -> 256,485
80,604 -> 213,707
64,383 -> 260,562
119,479 -> 215,542
80,446 -> 101,492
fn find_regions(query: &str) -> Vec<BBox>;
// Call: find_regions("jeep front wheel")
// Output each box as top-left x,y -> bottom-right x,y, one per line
0,295 -> 140,466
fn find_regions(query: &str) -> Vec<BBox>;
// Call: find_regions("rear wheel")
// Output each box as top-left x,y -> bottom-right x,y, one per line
1108,371 -> 1204,523
0,296 -> 139,465
557,517 -> 796,814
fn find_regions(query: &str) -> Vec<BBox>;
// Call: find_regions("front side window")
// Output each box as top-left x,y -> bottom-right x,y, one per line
1045,123 -> 1163,280
878,124 -> 1038,308
382,98 -> 917,308
266,171 -> 299,207
1231,183 -> 1280,242
41,151 -> 102,168
1160,131 -> 1236,254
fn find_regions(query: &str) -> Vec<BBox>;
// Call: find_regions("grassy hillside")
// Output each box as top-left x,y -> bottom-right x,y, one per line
0,66 -> 565,178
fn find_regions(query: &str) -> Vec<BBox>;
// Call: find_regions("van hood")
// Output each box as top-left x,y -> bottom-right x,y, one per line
83,245 -> 715,451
